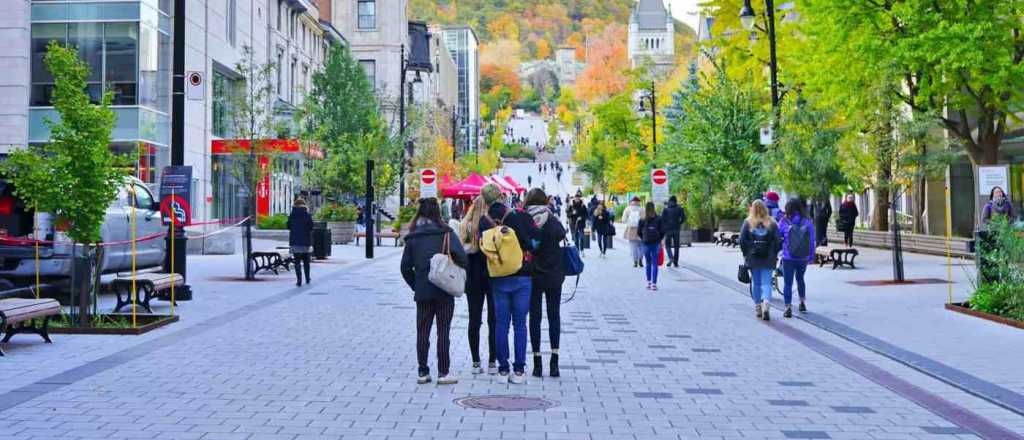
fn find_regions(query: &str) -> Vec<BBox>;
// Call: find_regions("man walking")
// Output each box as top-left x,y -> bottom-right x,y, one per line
660,196 -> 686,268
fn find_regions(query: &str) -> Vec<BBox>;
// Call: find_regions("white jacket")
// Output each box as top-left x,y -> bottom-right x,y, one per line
622,205 -> 643,228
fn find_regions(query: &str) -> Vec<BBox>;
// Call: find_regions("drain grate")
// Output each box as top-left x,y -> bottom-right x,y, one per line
454,395 -> 558,411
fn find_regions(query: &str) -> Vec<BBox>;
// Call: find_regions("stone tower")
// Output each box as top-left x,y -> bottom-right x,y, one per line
628,0 -> 676,76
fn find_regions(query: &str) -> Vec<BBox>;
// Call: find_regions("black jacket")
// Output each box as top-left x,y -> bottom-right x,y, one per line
592,210 -> 614,235
478,203 -> 540,278
401,221 -> 468,302
638,215 -> 664,244
568,202 -> 588,230
660,202 -> 686,233
739,220 -> 781,269
287,207 -> 314,247
812,200 -> 832,226
838,202 -> 858,230
531,212 -> 567,282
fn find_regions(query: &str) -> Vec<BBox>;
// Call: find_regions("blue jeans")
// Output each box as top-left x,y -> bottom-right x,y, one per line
750,268 -> 774,305
492,276 -> 531,373
782,260 -> 808,305
642,243 -> 661,283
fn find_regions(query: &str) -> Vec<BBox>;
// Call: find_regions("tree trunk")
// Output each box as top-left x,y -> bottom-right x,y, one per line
912,176 -> 926,234
872,187 -> 890,231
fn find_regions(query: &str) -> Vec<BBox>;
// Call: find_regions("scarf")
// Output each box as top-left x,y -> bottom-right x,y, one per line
527,205 -> 550,228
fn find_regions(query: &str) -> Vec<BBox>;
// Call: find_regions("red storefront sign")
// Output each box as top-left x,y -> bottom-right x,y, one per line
256,156 -> 270,216
212,139 -> 323,217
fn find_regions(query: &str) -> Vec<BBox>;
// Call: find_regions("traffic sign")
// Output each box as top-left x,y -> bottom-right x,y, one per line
420,168 -> 438,198
186,71 -> 204,101
651,168 -> 669,204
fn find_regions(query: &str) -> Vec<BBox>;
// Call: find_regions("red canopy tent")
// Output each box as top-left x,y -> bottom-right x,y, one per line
503,176 -> 527,193
488,175 -> 517,194
441,173 -> 489,199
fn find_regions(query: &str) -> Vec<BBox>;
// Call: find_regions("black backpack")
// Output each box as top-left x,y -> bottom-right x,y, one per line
751,224 -> 772,258
642,218 -> 661,244
786,220 -> 811,259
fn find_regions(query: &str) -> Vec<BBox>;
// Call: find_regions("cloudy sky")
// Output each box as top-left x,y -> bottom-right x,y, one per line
666,0 -> 703,33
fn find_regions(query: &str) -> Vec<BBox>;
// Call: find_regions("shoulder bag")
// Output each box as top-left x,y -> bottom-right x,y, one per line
429,233 -> 467,297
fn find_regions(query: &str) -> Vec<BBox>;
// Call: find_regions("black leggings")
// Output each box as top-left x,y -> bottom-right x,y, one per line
843,228 -> 854,247
596,233 -> 608,254
530,277 -> 562,353
294,253 -> 311,283
466,290 -> 496,364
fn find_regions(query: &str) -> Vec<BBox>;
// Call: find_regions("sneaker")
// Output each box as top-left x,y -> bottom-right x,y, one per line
784,306 -> 793,318
646,282 -> 652,290
437,375 -> 458,385
762,306 -> 771,321
417,374 -> 432,384
471,363 -> 484,375
509,372 -> 527,384
487,362 -> 498,375
651,284 -> 658,291
498,369 -> 510,378
799,302 -> 807,313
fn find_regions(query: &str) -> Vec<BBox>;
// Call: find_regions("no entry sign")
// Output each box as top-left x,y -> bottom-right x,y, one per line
651,168 -> 669,204
420,168 -> 438,198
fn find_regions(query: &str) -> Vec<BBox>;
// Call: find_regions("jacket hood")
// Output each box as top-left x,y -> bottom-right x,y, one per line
405,220 -> 449,240
527,205 -> 550,227
289,206 -> 308,216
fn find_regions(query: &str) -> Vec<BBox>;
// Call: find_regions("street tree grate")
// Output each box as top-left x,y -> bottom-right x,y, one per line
454,395 -> 558,412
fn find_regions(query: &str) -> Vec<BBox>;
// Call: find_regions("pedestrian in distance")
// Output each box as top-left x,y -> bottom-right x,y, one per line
638,202 -> 664,290
837,194 -> 859,247
764,191 -> 783,222
524,188 -> 567,378
567,196 -> 589,255
458,196 -> 498,375
779,198 -> 815,318
622,196 -> 645,268
739,200 -> 781,321
478,183 -> 540,384
287,198 -> 314,287
401,198 -> 469,385
592,202 -> 614,258
811,198 -> 832,247
982,186 -> 1015,224
660,196 -> 686,268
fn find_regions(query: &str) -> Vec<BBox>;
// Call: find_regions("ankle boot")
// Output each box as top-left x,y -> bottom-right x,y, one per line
549,353 -> 560,377
532,355 -> 543,377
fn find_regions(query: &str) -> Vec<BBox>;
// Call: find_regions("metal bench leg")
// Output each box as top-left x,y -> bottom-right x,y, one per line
113,286 -> 130,313
41,316 -> 52,344
141,286 -> 155,314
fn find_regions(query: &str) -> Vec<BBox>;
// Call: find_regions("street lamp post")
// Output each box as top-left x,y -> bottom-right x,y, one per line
398,44 -> 408,205
637,81 -> 657,155
739,0 -> 780,113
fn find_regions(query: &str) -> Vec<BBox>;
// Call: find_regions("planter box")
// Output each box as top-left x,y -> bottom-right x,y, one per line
50,314 -> 179,335
718,219 -> 744,233
694,228 -> 713,243
328,221 -> 356,244
945,302 -> 1024,330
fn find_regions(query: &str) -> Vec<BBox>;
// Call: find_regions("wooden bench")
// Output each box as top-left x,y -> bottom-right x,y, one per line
111,273 -> 186,313
0,298 -> 61,355
354,231 -> 402,246
714,231 -> 740,247
814,246 -> 859,269
251,251 -> 294,275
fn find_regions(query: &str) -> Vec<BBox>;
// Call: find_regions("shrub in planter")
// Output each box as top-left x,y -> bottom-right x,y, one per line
613,203 -> 627,221
315,204 -> 357,222
970,216 -> 1024,321
257,213 -> 288,230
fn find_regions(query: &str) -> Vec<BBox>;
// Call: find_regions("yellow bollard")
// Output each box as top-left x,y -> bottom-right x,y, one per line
33,204 -> 40,299
129,185 -> 137,328
945,185 -> 953,304
170,187 -> 175,317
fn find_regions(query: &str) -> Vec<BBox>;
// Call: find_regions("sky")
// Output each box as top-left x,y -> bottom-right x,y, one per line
667,0 -> 703,33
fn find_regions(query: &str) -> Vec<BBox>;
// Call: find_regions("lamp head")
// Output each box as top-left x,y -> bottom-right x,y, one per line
739,0 -> 756,31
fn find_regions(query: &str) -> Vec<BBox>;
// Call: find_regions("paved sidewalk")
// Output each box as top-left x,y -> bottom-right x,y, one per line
2,230 -> 1022,439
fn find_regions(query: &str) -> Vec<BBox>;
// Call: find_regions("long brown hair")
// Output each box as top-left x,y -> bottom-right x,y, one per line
460,196 -> 487,249
644,202 -> 657,220
409,198 -> 442,233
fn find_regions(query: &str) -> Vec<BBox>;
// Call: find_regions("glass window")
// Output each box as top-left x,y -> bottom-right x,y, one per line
31,24 -> 66,106
226,0 -> 236,46
359,60 -> 375,90
276,50 -> 284,97
358,0 -> 375,30
131,183 -> 155,208
212,70 -> 238,138
276,0 -> 282,31
105,23 -> 138,105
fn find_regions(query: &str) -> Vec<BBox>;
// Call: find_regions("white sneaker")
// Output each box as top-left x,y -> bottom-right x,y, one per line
509,372 -> 527,384
437,375 -> 458,385
471,363 -> 484,375
488,363 -> 498,375
417,374 -> 432,384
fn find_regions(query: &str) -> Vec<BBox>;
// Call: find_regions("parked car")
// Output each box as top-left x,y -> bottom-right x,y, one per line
0,177 -> 166,289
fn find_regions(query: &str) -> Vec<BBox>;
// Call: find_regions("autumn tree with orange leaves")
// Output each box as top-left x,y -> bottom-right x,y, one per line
576,24 -> 630,103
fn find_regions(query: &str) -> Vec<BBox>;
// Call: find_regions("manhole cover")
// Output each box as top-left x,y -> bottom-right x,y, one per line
454,395 -> 558,411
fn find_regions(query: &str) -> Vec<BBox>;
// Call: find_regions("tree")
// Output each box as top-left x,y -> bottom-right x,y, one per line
768,100 -> 846,200
3,42 -> 126,324
576,24 -> 630,102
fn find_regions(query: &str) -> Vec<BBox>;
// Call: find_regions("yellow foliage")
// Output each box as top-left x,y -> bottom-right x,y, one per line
607,150 -> 646,194
536,39 -> 552,59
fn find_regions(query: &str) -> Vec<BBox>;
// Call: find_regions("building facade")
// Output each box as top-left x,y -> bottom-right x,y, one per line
555,47 -> 582,84
628,0 -> 675,76
441,25 -> 479,156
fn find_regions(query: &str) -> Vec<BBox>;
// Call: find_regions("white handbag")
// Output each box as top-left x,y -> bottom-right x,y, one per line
428,233 -> 466,297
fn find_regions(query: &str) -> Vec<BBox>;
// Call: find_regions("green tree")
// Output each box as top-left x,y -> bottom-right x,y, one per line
2,42 -> 126,323
768,100 -> 845,200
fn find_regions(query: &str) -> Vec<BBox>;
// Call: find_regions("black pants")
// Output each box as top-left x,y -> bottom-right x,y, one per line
416,298 -> 454,376
843,228 -> 854,247
529,276 -> 562,353
466,289 -> 496,364
596,233 -> 608,254
664,232 -> 680,265
293,253 -> 311,283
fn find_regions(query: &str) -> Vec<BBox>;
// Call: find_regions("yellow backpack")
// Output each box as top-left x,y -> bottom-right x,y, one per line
480,212 -> 524,277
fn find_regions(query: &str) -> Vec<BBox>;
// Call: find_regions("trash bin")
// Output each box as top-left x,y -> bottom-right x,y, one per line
313,221 -> 332,260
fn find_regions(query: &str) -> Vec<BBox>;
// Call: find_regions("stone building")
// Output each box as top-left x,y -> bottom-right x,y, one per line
628,0 -> 675,76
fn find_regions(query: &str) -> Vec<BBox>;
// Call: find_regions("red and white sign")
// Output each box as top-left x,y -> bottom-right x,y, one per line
420,168 -> 438,199
651,168 -> 669,204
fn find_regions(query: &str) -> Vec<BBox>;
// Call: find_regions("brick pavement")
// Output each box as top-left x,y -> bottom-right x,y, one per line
2,234 -> 1022,439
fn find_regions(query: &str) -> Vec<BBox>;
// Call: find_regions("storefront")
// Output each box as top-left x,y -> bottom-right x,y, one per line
210,139 -> 321,220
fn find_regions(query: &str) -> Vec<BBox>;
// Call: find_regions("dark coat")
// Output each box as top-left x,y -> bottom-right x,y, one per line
739,220 -> 781,269
478,203 -> 540,278
531,214 -> 567,283
592,210 -> 614,235
837,202 -> 858,231
660,202 -> 686,233
638,215 -> 664,244
812,200 -> 832,226
286,207 -> 314,247
401,221 -> 468,302
568,202 -> 588,230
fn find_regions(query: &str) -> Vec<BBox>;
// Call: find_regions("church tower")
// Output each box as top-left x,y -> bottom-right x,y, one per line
628,0 -> 676,76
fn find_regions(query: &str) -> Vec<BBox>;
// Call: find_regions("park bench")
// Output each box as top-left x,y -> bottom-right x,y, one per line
251,251 -> 293,275
110,272 -> 185,313
714,231 -> 740,247
814,245 -> 859,270
354,231 -> 402,247
0,298 -> 60,355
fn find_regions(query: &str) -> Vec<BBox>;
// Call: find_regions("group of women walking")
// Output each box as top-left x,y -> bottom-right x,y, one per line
738,197 -> 815,320
400,183 -> 566,385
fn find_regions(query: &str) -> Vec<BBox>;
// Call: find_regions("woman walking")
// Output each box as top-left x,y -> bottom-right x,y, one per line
637,202 -> 664,290
524,189 -> 567,378
592,202 -> 614,258
401,198 -> 468,385
837,195 -> 859,247
739,200 -> 780,320
458,196 -> 498,375
779,199 -> 815,318
287,198 -> 314,287
623,197 -> 644,267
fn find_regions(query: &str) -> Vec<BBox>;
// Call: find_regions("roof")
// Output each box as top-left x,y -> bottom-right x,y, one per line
634,0 -> 670,31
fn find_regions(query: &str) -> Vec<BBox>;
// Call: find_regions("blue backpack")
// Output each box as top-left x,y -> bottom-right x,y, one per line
561,240 -> 585,303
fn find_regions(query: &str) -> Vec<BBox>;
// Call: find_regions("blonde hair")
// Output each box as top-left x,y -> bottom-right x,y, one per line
459,196 -> 487,251
746,199 -> 774,228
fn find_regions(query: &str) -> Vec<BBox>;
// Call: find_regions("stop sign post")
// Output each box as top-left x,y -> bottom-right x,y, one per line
651,168 -> 669,204
420,168 -> 438,198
